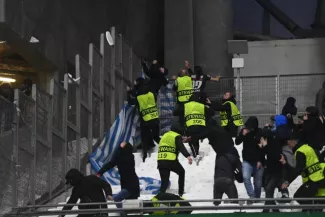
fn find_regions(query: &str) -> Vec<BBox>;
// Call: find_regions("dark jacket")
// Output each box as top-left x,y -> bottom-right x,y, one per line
214,149 -> 243,182
274,115 -> 291,147
235,117 -> 264,164
282,97 -> 297,116
158,132 -> 191,169
63,169 -> 112,212
207,125 -> 235,155
98,143 -> 140,199
262,130 -> 283,175
316,81 -> 325,116
301,113 -> 325,151
282,97 -> 297,129
142,62 -> 169,95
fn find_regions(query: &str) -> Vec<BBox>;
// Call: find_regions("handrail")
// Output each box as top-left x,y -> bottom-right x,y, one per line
11,197 -> 325,209
7,204 -> 325,217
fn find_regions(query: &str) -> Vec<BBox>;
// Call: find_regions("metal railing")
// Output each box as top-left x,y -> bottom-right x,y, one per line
0,27 -> 141,215
6,198 -> 325,216
158,73 -> 325,134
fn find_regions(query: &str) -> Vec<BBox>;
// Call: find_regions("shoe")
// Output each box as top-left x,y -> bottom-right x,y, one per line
246,199 -> 254,205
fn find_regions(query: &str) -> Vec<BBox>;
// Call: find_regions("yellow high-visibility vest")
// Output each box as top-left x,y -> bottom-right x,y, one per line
184,101 -> 206,127
176,76 -> 193,103
157,131 -> 179,161
137,92 -> 159,122
220,101 -> 243,127
295,144 -> 325,183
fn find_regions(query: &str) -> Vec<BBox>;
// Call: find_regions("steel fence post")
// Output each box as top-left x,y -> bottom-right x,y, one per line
276,74 -> 280,114
110,27 -> 116,122
63,74 -> 69,189
31,84 -> 37,206
118,34 -> 124,105
48,79 -> 54,200
129,46 -> 133,84
99,34 -> 105,138
12,89 -> 19,207
88,44 -> 94,162
75,55 -> 82,170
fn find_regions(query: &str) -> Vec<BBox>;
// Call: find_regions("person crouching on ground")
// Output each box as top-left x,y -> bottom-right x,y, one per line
60,168 -> 113,217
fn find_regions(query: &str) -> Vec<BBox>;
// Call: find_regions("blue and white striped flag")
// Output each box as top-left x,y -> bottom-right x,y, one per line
89,104 -> 163,194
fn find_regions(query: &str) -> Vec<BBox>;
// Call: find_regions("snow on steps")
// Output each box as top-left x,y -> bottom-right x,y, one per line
41,139 -> 302,216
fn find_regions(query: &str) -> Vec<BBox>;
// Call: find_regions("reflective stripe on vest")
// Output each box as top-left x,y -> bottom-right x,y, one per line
295,144 -> 325,183
158,131 -> 179,161
184,101 -> 206,127
220,101 -> 243,127
176,76 -> 193,103
136,92 -> 159,122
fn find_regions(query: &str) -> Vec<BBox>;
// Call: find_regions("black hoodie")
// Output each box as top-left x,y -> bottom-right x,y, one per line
63,169 -> 112,212
235,117 -> 265,164
98,143 -> 140,199
301,106 -> 325,151
282,97 -> 297,129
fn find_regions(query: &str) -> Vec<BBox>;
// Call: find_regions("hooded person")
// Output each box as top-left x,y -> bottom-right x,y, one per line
97,142 -> 140,205
235,117 -> 265,202
143,192 -> 192,215
300,106 -> 325,152
316,80 -> 325,118
282,97 -> 297,129
61,168 -> 113,217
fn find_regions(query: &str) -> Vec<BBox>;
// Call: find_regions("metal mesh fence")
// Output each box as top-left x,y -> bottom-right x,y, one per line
158,73 -> 325,131
0,28 -> 139,215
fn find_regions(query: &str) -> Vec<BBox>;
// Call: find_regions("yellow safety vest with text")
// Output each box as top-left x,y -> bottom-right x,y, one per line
184,101 -> 206,127
294,144 -> 325,184
158,131 -> 178,161
176,76 -> 193,103
137,92 -> 159,122
220,101 -> 243,127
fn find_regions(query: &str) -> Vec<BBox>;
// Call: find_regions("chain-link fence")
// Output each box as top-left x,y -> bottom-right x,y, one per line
158,73 -> 325,134
0,27 -> 141,215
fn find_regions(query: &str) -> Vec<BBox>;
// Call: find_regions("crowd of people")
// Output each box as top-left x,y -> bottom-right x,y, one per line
61,60 -> 325,216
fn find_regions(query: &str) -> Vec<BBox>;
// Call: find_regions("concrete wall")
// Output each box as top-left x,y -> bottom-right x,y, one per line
4,0 -> 164,79
239,38 -> 325,76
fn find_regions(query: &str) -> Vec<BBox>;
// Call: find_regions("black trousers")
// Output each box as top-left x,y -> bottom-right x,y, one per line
223,123 -> 238,137
213,177 -> 238,206
175,102 -> 185,128
158,162 -> 185,195
140,121 -> 160,159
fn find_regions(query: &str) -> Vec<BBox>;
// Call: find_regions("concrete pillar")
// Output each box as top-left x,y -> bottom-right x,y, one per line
164,0 -> 194,76
193,0 -> 234,77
